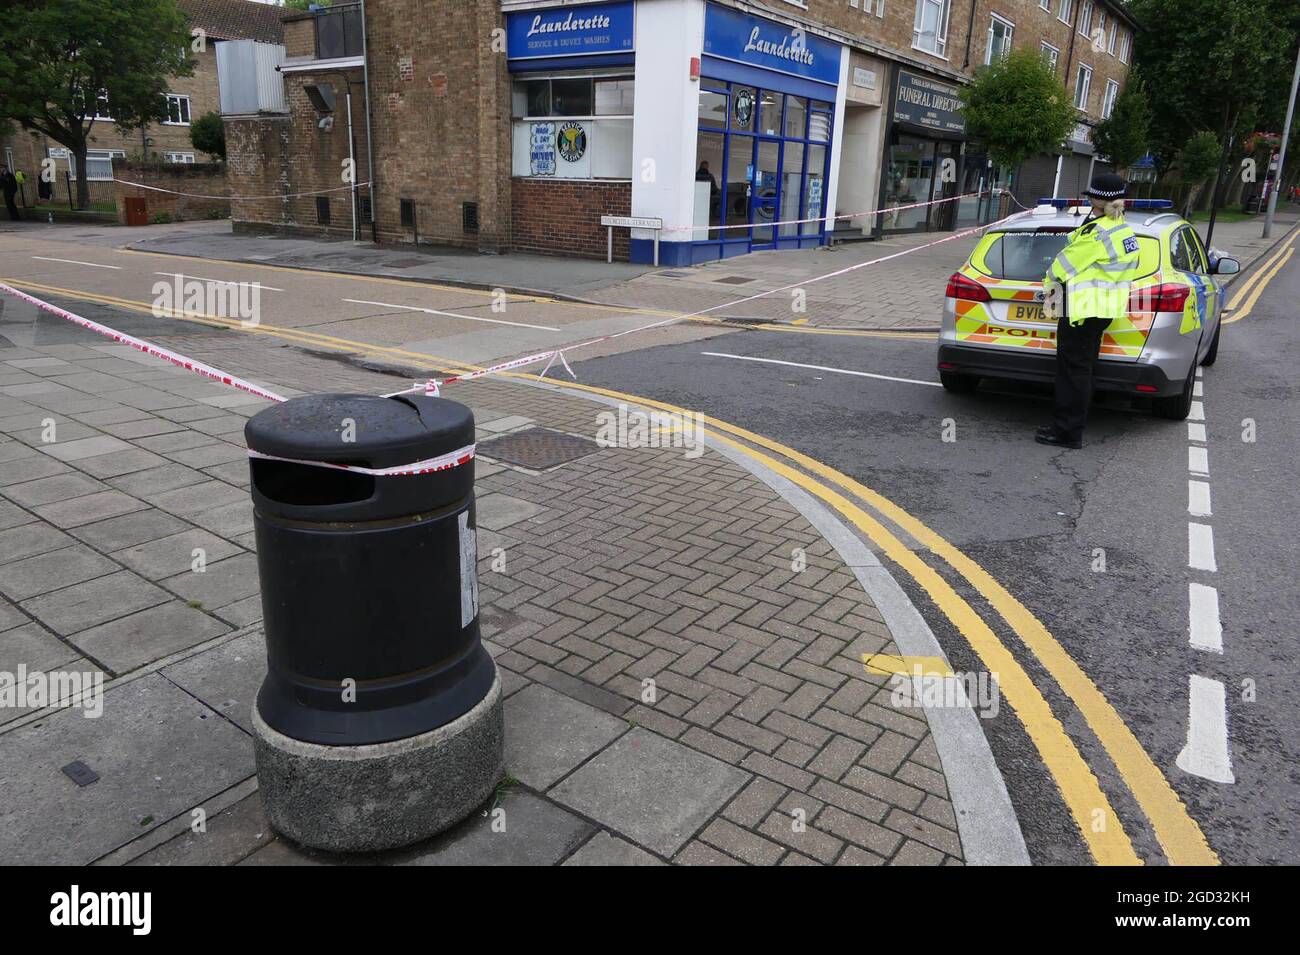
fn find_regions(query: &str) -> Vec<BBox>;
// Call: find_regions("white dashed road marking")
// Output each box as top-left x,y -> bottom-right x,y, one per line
154,271 -> 284,292
1176,675 -> 1235,783
700,351 -> 942,387
31,256 -> 121,270
1188,479 -> 1212,517
1188,445 -> 1209,476
1188,582 -> 1224,653
1188,522 -> 1218,572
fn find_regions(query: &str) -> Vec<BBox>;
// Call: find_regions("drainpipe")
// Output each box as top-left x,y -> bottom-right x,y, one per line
962,0 -> 979,70
359,0 -> 378,243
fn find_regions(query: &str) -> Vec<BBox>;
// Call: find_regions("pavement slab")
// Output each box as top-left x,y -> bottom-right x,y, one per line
503,682 -> 628,789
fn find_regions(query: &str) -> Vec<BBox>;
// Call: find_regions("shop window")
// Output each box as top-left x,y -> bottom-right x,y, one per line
780,143 -> 804,238
784,96 -> 808,139
699,90 -> 728,129
803,144 -> 827,236
757,91 -> 782,136
724,134 -> 754,237
694,130 -> 725,240
510,75 -> 635,180
731,86 -> 757,132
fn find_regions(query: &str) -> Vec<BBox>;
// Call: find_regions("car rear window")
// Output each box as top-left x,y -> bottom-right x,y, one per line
973,230 -> 1161,281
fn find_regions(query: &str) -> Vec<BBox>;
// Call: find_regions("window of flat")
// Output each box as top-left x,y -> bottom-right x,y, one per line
164,94 -> 191,125
1041,42 -> 1060,73
1074,64 -> 1092,109
1107,21 -> 1117,54
1102,79 -> 1119,119
163,151 -> 195,163
1058,0 -> 1074,25
986,14 -> 1014,65
1077,1 -> 1092,34
510,75 -> 634,180
315,4 -> 364,60
913,0 -> 951,57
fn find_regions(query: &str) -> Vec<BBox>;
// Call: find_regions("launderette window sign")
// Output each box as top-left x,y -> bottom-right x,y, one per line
506,1 -> 635,60
703,3 -> 840,86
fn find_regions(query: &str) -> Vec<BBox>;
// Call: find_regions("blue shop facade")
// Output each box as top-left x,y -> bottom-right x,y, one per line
502,0 -> 873,266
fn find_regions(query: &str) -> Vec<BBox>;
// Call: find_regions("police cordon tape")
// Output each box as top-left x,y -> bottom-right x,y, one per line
1,203 -> 1022,468
663,188 -> 992,235
112,179 -> 372,202
0,280 -> 474,477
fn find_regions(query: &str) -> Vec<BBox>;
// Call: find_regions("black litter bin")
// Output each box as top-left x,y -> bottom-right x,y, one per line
245,393 -> 493,746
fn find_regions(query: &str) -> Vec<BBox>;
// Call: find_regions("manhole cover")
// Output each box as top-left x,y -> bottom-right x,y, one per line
657,270 -> 689,278
478,427 -> 601,470
713,275 -> 756,285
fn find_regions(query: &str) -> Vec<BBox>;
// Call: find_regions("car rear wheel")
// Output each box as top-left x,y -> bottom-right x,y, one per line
940,371 -> 978,393
1154,366 -> 1195,420
1201,323 -> 1221,366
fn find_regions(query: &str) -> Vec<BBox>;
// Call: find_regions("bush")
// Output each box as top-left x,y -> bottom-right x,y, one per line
190,112 -> 226,160
960,48 -> 1078,170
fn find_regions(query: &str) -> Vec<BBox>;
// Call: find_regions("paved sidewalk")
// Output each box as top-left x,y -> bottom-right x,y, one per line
0,292 -> 983,866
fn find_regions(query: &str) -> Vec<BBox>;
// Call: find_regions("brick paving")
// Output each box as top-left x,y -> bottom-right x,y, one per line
0,292 -> 965,865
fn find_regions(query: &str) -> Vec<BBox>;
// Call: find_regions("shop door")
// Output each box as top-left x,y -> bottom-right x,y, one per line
930,141 -> 961,230
750,138 -> 781,248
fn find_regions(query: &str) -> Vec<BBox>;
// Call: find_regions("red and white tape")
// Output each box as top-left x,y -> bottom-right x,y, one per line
663,189 -> 988,236
0,282 -> 473,477
112,179 -> 373,202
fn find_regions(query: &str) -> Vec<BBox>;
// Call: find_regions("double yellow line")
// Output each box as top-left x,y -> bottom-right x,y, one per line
1223,223 -> 1300,324
2,276 -> 1218,865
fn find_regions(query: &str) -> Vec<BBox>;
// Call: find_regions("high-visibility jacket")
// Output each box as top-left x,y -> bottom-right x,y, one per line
1045,214 -> 1142,325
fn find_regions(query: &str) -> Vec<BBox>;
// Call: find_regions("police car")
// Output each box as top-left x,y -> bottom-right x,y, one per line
936,199 -> 1238,420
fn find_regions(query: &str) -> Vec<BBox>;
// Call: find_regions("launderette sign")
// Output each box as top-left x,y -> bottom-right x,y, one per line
703,3 -> 840,86
506,1 -> 635,60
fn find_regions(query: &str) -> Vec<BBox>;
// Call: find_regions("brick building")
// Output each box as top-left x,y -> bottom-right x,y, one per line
1,0 -> 284,206
222,0 -> 1137,264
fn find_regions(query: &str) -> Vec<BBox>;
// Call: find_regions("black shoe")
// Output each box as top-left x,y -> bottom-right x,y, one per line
1034,429 -> 1082,449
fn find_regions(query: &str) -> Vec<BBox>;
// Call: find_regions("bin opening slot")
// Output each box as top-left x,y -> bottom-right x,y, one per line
252,458 -> 375,506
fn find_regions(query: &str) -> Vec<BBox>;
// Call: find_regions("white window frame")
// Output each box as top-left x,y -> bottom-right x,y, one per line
1077,1 -> 1092,35
163,93 -> 191,126
1041,41 -> 1060,73
1075,63 -> 1093,110
1058,0 -> 1074,26
913,0 -> 952,58
1107,21 -> 1118,55
1118,30 -> 1131,64
985,14 -> 1015,65
1102,79 -> 1119,119
850,0 -> 886,14
1039,0 -> 1050,9
68,148 -> 125,181
163,151 -> 196,164
1093,10 -> 1107,50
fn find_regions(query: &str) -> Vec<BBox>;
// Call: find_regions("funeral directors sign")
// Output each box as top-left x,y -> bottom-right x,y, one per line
506,1 -> 635,60
893,70 -> 965,135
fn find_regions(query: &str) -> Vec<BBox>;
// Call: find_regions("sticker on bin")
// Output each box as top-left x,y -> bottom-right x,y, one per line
458,511 -> 479,628
247,443 -> 475,477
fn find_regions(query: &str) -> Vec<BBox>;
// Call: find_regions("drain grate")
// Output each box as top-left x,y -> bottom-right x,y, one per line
712,275 -> 756,285
478,427 -> 601,470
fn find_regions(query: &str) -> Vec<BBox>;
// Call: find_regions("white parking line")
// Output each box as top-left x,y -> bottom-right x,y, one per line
1188,522 -> 1218,572
31,256 -> 121,270
1175,674 -> 1235,783
1188,582 -> 1223,653
1193,380 -> 1204,397
700,351 -> 942,387
154,272 -> 284,292
1188,400 -> 1205,421
1188,446 -> 1209,476
1188,479 -> 1212,517
342,298 -> 559,331
1187,422 -> 1206,442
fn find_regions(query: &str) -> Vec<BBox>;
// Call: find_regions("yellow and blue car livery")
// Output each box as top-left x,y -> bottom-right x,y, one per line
936,199 -> 1238,419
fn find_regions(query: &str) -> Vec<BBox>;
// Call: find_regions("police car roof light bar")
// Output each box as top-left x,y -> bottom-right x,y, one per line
1036,197 -> 1173,210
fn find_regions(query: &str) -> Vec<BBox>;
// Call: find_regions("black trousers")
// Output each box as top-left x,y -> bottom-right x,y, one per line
1052,316 -> 1111,442
3,193 -> 19,221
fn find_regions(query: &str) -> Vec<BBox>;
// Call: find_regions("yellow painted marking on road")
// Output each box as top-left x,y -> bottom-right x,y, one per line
1225,223 -> 1300,311
862,653 -> 953,678
1224,246 -> 1294,325
791,318 -> 809,326
525,376 -> 1215,865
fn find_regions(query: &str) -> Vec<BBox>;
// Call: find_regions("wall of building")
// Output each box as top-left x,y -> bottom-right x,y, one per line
512,179 -> 633,259
114,160 -> 229,223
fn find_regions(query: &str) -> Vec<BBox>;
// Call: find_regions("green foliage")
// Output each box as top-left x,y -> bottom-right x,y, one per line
283,0 -> 329,9
959,48 -> 1078,170
0,0 -> 193,207
1092,83 -> 1152,170
190,111 -> 226,160
1180,131 -> 1223,185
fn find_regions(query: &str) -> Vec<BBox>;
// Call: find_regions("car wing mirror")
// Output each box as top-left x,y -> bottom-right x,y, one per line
1211,256 -> 1240,275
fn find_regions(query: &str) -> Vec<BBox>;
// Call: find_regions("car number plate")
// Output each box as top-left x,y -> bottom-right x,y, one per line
1012,304 -> 1047,321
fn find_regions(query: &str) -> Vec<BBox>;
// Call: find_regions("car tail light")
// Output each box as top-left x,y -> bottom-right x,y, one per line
1130,282 -> 1191,312
946,272 -> 990,302
1135,384 -> 1159,393
938,362 -> 958,371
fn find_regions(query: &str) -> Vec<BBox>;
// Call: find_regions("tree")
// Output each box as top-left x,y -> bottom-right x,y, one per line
0,0 -> 193,209
959,48 -> 1078,173
283,0 -> 329,9
1178,131 -> 1222,218
1092,83 -> 1152,173
190,112 -> 226,160
1128,0 -> 1299,241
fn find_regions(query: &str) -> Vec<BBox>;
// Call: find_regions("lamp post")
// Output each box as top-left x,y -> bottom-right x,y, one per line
1263,38 -> 1300,240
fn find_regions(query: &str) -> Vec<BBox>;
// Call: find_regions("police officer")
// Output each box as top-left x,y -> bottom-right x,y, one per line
1035,173 -> 1141,449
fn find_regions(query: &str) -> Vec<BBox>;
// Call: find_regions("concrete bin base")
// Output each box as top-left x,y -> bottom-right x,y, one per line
252,669 -> 504,853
